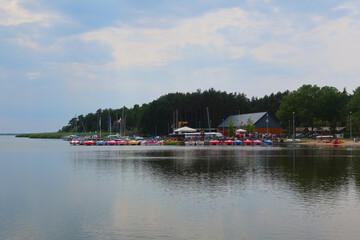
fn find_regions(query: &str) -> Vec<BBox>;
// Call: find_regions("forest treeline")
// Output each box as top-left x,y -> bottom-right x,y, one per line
60,85 -> 360,136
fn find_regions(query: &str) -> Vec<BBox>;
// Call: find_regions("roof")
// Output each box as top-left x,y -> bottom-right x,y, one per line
218,112 -> 267,128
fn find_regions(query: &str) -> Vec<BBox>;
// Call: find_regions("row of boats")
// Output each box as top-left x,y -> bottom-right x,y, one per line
69,138 -> 275,146
319,139 -> 345,144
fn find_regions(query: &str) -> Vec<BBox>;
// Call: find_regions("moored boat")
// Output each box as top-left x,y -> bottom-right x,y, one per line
70,140 -> 81,145
243,139 -> 253,145
253,140 -> 262,145
221,140 -> 233,145
332,140 -> 343,144
127,140 -> 138,145
233,140 -> 243,145
105,140 -> 117,145
95,140 -> 106,145
116,139 -> 127,145
163,140 -> 179,145
84,140 -> 95,145
262,139 -> 273,145
209,140 -> 220,145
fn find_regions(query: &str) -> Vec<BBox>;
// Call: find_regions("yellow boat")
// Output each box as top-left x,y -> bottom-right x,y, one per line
127,140 -> 138,145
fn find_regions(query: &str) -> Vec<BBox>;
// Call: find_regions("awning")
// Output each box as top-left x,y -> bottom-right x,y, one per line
174,126 -> 197,133
235,128 -> 247,133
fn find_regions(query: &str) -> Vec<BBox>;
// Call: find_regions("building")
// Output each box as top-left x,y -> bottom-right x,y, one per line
217,112 -> 283,135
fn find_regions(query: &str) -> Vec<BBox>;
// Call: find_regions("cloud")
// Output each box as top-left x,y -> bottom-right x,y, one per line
332,3 -> 359,16
25,72 -> 41,80
251,16 -> 360,75
0,0 -> 57,26
77,8 -> 256,67
64,4 -> 360,97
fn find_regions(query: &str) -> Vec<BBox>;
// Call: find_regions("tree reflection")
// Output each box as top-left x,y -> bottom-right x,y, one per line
71,146 -> 360,200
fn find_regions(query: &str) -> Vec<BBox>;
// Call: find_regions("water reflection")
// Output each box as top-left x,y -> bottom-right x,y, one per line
71,146 -> 360,202
68,146 -> 360,239
2,136 -> 360,240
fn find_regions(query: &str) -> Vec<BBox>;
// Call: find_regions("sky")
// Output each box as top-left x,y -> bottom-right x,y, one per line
1,0 -> 360,133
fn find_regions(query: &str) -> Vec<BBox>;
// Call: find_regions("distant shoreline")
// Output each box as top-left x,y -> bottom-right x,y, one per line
15,132 -> 69,139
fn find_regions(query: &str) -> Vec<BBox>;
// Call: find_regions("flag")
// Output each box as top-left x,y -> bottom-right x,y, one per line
118,118 -> 122,125
107,117 -> 111,124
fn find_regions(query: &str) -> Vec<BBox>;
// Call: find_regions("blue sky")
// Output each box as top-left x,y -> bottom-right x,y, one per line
1,0 -> 360,132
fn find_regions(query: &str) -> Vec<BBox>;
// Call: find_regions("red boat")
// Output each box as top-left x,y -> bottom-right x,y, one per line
253,140 -> 262,145
243,139 -> 253,145
83,140 -> 95,145
210,140 -> 220,145
105,140 -> 117,145
221,140 -> 233,145
116,140 -> 127,145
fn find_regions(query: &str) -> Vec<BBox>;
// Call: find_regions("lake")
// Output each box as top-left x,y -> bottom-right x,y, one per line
1,135 -> 360,239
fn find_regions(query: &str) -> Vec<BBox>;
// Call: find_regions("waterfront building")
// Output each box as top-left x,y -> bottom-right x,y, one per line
218,112 -> 283,136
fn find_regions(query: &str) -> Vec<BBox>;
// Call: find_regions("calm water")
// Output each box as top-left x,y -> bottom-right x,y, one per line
1,136 -> 360,240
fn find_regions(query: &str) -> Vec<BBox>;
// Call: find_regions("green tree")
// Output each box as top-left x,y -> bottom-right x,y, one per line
347,87 -> 360,136
276,85 -> 321,131
228,119 -> 235,136
317,86 -> 348,134
245,118 -> 255,133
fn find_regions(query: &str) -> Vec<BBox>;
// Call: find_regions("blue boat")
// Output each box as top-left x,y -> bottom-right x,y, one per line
262,140 -> 273,145
233,140 -> 243,145
96,140 -> 106,145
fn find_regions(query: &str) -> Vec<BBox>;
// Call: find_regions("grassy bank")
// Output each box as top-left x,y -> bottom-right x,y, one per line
15,132 -> 110,139
16,132 -> 75,139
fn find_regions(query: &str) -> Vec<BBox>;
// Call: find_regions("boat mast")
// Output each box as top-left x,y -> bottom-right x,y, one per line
173,110 -> 175,133
99,117 -> 101,138
121,107 -> 124,136
206,107 -> 211,132
109,112 -> 111,136
116,111 -> 119,135
75,114 -> 77,134
176,109 -> 178,130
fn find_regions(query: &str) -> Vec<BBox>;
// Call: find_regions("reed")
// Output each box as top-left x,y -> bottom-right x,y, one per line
16,132 -> 75,139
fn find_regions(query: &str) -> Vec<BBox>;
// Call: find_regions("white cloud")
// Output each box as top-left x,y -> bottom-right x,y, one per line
78,8 -> 258,67
0,0 -> 57,26
67,5 -> 360,96
25,72 -> 41,80
332,3 -> 359,16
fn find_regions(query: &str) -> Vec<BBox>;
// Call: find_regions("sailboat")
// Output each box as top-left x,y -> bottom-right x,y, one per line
96,117 -> 106,145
